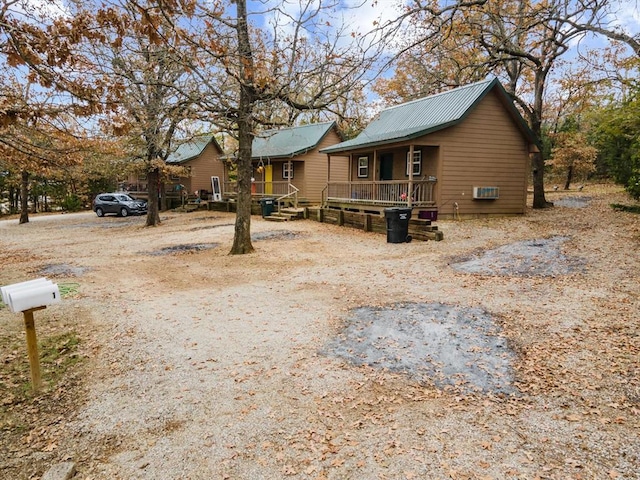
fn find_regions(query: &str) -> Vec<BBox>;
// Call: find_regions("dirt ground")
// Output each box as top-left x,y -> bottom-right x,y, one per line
0,184 -> 639,480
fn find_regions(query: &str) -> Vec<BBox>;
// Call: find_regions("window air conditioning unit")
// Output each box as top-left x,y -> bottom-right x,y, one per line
473,186 -> 499,199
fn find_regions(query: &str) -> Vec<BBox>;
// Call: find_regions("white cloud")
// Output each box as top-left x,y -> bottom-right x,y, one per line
610,0 -> 640,32
248,0 -> 405,55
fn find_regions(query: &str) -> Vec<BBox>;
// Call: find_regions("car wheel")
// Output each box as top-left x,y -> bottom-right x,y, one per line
120,207 -> 129,217
95,207 -> 104,217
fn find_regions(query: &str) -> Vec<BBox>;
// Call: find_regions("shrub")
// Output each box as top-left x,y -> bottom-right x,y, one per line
60,194 -> 83,212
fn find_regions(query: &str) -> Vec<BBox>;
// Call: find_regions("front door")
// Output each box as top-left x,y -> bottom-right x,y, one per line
264,165 -> 273,195
380,154 -> 393,181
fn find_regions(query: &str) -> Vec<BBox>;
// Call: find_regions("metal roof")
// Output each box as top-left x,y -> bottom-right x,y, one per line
252,121 -> 336,159
321,78 -> 537,154
166,136 -> 221,164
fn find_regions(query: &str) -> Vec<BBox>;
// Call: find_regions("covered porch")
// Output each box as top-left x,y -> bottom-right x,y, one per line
324,144 -> 439,213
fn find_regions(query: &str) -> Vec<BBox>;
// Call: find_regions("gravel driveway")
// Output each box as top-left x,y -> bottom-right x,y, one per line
1,186 -> 638,479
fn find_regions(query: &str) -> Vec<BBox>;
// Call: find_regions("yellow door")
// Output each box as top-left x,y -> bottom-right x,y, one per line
265,164 -> 273,195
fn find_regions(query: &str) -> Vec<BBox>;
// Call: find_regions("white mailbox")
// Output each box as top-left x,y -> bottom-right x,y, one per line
1,278 -> 61,313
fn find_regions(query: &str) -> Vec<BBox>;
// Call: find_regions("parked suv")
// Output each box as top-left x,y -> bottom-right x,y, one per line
92,193 -> 147,217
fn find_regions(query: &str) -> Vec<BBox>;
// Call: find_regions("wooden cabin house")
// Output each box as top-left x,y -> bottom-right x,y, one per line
320,78 -> 539,219
164,135 -> 226,200
224,121 -> 345,206
123,135 -> 226,206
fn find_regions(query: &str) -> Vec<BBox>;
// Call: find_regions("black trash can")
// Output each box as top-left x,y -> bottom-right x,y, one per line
260,197 -> 274,218
384,207 -> 412,243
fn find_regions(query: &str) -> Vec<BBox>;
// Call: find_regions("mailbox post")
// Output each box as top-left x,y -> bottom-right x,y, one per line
23,306 -> 46,391
1,278 -> 61,393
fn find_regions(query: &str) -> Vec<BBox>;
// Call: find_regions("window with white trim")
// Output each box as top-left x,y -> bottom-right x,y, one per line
406,149 -> 422,176
283,162 -> 293,179
357,156 -> 369,178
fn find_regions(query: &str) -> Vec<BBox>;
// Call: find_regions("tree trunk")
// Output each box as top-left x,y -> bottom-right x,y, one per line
531,151 -> 548,208
160,181 -> 167,211
44,179 -> 49,212
230,0 -> 255,255
9,186 -> 17,213
531,72 -> 551,209
145,167 -> 161,226
564,164 -> 573,190
19,170 -> 29,224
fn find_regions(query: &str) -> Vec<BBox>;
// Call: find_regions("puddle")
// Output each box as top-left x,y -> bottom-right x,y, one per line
450,236 -> 584,277
554,196 -> 592,208
323,302 -> 517,395
251,230 -> 302,241
145,243 -> 220,256
190,223 -> 234,231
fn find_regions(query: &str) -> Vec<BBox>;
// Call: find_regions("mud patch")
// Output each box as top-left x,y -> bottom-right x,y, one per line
554,196 -> 592,208
449,236 -> 584,277
190,223 -> 234,231
39,263 -> 89,277
145,243 -> 219,256
251,230 -> 302,241
323,302 -> 516,395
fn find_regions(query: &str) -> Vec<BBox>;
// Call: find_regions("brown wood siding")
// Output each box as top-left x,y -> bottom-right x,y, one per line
257,128 -> 342,203
347,145 -> 439,182
414,89 -> 529,216
166,142 -> 225,195
302,128 -> 343,203
184,142 -> 225,194
328,154 -> 349,183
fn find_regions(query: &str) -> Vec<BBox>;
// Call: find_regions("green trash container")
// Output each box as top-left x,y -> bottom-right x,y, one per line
384,207 -> 412,243
260,198 -> 274,218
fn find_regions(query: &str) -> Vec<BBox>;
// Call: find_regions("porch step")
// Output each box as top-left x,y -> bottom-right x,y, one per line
264,208 -> 305,222
264,214 -> 290,222
279,207 -> 305,219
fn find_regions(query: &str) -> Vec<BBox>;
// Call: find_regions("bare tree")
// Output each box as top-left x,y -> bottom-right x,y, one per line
384,0 -> 614,208
76,0 -> 200,226
564,0 -> 640,57
168,0 -> 389,254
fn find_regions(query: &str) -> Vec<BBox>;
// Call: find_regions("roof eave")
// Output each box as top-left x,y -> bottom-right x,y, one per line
321,121 -> 460,154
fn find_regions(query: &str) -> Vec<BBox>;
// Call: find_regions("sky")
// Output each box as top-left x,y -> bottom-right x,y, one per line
15,0 -> 640,102
21,0 -> 639,52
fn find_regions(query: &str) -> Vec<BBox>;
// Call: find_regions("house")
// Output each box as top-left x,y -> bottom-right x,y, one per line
225,121 -> 345,205
123,135 -> 226,206
320,78 -> 539,219
164,135 -> 226,200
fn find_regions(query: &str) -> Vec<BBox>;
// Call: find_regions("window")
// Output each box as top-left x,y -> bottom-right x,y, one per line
406,150 -> 422,176
283,162 -> 294,179
357,156 -> 369,178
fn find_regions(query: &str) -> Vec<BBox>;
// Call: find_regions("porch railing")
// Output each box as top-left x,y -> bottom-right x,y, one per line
327,179 -> 436,206
276,183 -> 299,210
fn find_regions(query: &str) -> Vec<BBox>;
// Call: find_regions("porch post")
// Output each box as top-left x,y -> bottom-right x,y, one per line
372,150 -> 378,202
408,145 -> 414,208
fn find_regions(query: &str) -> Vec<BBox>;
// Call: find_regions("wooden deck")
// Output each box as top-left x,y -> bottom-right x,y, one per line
325,179 -> 436,213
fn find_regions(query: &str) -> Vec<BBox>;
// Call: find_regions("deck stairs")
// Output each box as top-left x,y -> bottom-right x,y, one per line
264,207 -> 306,222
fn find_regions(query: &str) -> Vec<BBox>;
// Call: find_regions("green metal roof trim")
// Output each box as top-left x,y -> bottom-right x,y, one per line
252,121 -> 336,159
320,78 -> 538,154
166,136 -> 221,164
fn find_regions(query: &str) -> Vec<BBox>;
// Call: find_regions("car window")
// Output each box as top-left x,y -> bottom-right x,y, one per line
116,195 -> 133,201
100,195 -> 114,201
